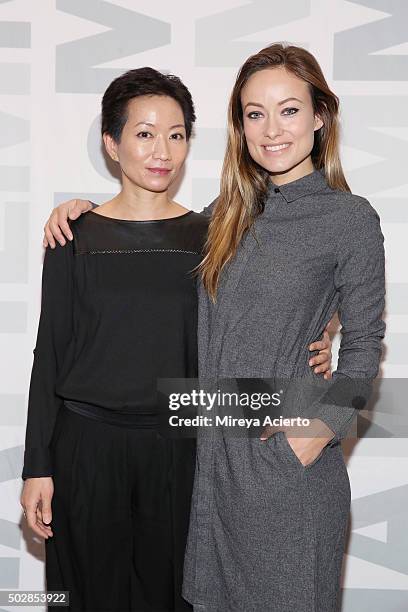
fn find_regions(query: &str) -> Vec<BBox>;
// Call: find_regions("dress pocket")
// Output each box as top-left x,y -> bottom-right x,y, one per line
277,430 -> 325,470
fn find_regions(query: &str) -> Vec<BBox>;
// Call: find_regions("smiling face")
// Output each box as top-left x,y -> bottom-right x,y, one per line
241,66 -> 323,184
103,94 -> 188,193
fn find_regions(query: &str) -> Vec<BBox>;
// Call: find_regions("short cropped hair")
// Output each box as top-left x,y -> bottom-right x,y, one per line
101,67 -> 196,142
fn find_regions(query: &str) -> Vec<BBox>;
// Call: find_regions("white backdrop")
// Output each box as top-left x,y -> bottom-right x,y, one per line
0,1 -> 407,610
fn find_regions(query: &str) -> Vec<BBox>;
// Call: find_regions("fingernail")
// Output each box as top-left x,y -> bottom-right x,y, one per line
309,360 -> 313,366
68,234 -> 73,240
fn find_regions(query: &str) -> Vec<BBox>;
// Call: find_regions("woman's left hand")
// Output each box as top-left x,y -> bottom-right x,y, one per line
260,419 -> 335,466
308,325 -> 332,379
283,419 -> 335,466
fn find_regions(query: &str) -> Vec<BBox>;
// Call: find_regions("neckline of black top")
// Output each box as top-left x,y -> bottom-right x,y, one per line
87,207 -> 194,224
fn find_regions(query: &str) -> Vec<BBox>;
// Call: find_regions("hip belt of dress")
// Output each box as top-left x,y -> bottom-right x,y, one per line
63,399 -> 159,428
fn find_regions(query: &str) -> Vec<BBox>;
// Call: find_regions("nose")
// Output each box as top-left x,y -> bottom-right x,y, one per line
152,134 -> 171,161
264,114 -> 283,140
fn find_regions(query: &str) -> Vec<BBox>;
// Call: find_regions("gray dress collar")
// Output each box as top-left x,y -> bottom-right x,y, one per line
267,166 -> 332,203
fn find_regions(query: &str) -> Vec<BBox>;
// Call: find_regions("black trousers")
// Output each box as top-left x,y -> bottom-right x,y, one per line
45,404 -> 196,612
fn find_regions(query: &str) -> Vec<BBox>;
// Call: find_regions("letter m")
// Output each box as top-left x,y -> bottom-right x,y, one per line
56,0 -> 171,93
334,0 -> 408,80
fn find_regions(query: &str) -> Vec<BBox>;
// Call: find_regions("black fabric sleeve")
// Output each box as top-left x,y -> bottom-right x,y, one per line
22,241 -> 74,480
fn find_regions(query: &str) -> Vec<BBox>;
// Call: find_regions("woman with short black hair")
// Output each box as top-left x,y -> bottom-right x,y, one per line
21,67 -> 207,611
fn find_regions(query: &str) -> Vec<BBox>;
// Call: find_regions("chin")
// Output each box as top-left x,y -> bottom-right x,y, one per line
257,158 -> 294,174
146,184 -> 171,193
142,178 -> 172,192
258,152 -> 312,177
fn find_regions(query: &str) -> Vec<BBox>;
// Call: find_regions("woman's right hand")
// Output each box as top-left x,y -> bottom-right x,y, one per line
43,199 -> 92,248
20,477 -> 54,539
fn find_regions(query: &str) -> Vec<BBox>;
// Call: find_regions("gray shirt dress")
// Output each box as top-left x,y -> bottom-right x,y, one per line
182,167 -> 386,612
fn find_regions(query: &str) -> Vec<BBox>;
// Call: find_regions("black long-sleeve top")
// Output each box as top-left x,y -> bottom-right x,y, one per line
22,209 -> 209,480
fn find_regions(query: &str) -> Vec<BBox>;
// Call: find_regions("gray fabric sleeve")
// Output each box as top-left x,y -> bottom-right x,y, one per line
199,196 -> 219,217
310,198 -> 386,445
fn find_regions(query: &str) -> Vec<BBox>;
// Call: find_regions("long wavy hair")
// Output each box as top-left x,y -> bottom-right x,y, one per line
199,42 -> 350,301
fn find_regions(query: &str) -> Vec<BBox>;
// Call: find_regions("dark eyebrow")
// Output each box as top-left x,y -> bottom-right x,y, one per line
133,121 -> 186,130
244,97 -> 304,110
134,121 -> 155,127
278,97 -> 303,106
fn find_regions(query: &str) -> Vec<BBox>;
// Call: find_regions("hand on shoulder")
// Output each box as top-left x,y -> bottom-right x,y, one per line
43,199 -> 93,248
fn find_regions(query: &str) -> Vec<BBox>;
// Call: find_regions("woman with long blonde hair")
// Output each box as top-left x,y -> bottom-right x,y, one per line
42,43 -> 385,611
180,43 -> 385,611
